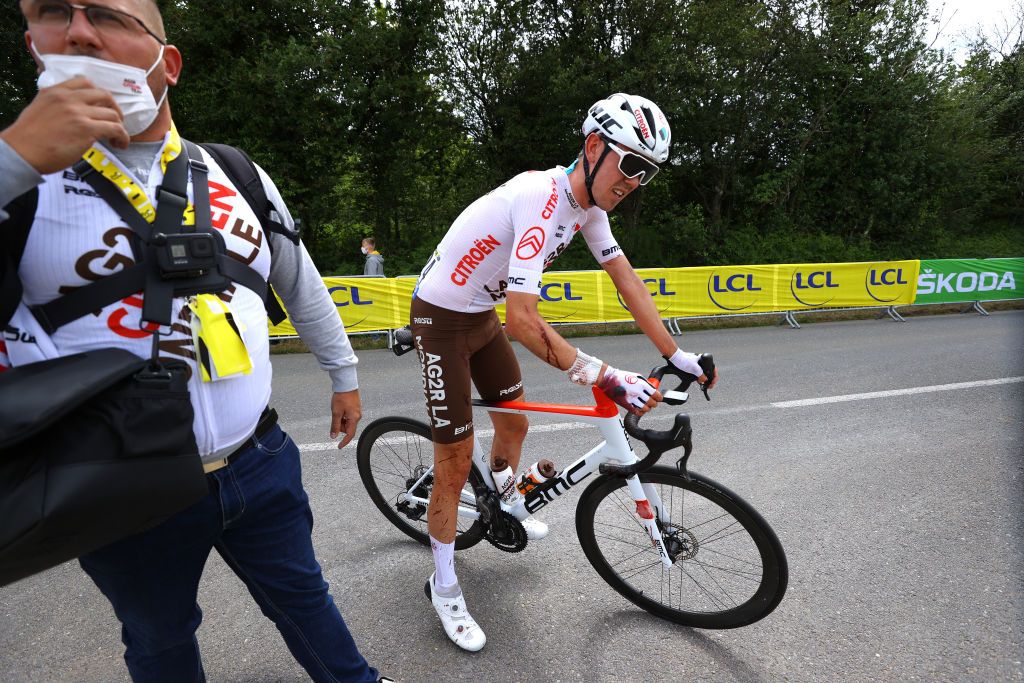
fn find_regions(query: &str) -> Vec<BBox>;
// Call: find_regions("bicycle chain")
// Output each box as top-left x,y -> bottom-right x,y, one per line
483,512 -> 528,553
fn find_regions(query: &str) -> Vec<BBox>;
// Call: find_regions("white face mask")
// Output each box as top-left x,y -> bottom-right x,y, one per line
361,247 -> 369,255
34,44 -> 167,137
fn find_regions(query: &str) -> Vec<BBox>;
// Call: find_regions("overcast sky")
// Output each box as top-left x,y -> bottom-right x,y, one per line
926,0 -> 1020,59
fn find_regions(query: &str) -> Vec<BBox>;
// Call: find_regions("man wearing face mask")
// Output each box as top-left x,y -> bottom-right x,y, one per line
0,2 -> 388,682
361,237 -> 384,276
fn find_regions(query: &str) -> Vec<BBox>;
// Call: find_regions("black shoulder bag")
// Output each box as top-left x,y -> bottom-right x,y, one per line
0,147 -> 214,587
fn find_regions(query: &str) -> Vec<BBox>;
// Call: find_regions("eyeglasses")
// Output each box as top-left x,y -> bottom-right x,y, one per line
601,136 -> 660,185
26,1 -> 166,45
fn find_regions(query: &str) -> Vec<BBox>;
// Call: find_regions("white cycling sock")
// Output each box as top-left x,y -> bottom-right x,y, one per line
430,535 -> 459,596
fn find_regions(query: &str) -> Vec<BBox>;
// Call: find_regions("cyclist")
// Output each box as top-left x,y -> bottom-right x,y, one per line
410,93 -> 718,651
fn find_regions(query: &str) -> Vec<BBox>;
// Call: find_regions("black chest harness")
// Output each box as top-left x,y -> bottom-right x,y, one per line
1,141 -> 293,337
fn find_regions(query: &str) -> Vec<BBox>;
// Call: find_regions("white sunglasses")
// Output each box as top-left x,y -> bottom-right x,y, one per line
602,137 -> 660,185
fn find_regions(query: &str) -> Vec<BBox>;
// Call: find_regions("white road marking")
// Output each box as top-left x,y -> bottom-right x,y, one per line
297,377 -> 1023,451
770,376 -> 1024,409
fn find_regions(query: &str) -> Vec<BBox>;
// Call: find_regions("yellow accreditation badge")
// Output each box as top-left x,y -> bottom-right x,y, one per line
188,294 -> 253,382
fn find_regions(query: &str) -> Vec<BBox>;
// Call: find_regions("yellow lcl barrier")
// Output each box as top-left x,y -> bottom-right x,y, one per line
269,260 -> 921,336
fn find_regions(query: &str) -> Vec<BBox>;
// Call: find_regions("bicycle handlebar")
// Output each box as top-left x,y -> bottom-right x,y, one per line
598,355 -> 714,478
394,325 -> 711,479
652,353 -> 716,403
598,411 -> 693,478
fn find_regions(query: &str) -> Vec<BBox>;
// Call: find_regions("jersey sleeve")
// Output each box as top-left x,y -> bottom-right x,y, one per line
505,174 -> 559,296
0,340 -> 9,373
581,209 -> 622,264
258,163 -> 359,392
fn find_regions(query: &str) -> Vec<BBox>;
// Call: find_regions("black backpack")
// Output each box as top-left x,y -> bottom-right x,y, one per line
0,142 -> 298,330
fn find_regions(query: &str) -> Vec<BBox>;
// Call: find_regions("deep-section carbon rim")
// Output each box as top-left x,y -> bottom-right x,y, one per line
576,466 -> 787,628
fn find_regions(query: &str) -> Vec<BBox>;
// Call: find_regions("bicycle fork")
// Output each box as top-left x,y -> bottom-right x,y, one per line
624,476 -> 674,568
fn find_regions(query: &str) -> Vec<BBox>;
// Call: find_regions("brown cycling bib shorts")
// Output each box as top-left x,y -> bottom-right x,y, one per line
410,296 -> 524,444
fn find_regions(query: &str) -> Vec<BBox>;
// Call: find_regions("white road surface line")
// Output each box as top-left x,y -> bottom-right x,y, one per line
299,376 -> 1023,451
770,376 -> 1024,409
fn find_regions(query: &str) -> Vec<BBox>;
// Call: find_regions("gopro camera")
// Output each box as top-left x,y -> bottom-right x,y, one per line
154,233 -> 219,278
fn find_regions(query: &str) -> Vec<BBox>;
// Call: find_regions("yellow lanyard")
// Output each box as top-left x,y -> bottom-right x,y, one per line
80,122 -> 196,226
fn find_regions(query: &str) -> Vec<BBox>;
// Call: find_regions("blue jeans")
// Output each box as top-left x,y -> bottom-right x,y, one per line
79,424 -> 379,683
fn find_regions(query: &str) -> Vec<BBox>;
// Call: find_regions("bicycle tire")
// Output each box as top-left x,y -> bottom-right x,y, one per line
356,417 -> 485,550
576,465 -> 787,628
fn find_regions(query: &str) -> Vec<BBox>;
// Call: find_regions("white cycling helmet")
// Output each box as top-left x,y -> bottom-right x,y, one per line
583,93 -> 671,163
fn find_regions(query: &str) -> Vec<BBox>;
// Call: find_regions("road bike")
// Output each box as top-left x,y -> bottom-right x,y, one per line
357,331 -> 788,628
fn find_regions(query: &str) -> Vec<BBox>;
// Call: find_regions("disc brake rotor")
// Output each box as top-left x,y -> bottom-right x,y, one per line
661,523 -> 699,562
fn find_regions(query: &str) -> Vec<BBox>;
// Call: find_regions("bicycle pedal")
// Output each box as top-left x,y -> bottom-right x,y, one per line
397,500 -> 426,521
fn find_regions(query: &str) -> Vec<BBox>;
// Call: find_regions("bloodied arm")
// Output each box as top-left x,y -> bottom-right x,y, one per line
504,291 -> 578,371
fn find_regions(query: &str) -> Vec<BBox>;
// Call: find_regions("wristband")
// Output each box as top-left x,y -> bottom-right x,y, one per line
567,349 -> 603,386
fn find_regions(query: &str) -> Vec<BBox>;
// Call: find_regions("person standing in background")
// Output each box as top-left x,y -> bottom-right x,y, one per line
362,237 -> 384,276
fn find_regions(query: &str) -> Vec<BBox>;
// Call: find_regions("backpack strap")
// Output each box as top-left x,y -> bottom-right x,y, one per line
32,146 -> 270,333
196,142 -> 296,324
197,143 -> 300,246
0,188 -> 38,329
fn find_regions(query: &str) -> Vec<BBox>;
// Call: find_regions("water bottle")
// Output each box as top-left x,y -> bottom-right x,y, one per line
490,458 -> 523,507
516,458 -> 556,495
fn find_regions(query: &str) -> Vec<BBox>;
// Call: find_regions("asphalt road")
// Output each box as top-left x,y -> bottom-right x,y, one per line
2,310 -> 1022,682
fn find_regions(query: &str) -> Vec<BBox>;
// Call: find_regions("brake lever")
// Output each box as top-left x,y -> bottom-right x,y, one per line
653,353 -> 715,403
696,353 -> 715,401
662,389 -> 689,405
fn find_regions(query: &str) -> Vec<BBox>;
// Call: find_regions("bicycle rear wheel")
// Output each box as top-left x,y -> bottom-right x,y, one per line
356,417 -> 485,550
576,465 -> 787,628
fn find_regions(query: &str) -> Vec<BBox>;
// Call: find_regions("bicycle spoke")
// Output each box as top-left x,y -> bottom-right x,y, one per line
683,557 -> 763,582
697,545 -> 765,570
584,471 -> 780,623
592,530 -> 652,551
698,522 -> 748,546
677,563 -> 733,611
372,439 -> 418,481
618,559 -> 665,581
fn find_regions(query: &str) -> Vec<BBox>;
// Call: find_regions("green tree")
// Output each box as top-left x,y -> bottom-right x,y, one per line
1,6 -> 36,129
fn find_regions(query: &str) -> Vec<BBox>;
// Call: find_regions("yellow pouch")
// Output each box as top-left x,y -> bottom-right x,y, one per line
188,295 -> 252,382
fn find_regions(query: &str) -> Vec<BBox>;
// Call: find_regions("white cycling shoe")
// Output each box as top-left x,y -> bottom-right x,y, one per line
521,517 -> 549,540
425,574 -> 486,652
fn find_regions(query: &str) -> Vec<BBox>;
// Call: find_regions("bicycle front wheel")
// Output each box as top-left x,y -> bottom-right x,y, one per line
576,466 -> 787,628
356,417 -> 485,550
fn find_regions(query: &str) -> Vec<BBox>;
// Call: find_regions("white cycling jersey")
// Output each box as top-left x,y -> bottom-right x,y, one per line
413,167 -> 622,313
0,132 -> 357,459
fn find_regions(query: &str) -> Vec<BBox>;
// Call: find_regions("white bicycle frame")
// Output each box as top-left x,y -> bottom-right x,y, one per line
399,387 -> 677,567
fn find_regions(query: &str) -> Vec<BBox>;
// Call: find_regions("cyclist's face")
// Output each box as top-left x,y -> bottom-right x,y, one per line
584,134 -> 642,211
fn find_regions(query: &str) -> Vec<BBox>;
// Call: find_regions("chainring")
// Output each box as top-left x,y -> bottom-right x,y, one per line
484,512 -> 528,553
